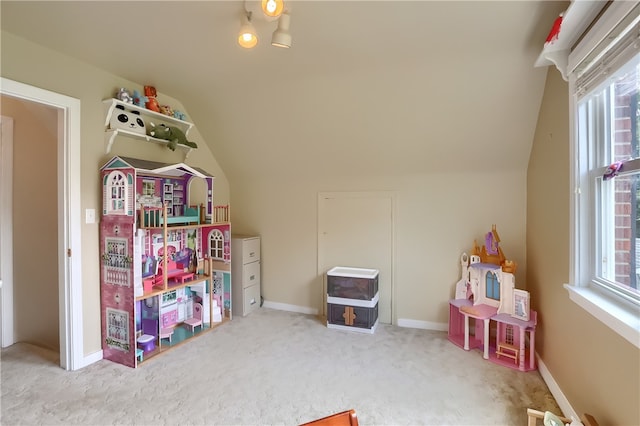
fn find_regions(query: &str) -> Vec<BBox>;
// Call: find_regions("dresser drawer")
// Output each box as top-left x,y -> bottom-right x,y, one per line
243,283 -> 261,316
241,261 -> 261,289
241,237 -> 260,264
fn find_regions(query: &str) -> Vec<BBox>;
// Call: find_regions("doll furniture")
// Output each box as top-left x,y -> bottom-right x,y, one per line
159,327 -> 174,345
183,303 -> 203,333
137,318 -> 158,353
100,156 -> 232,368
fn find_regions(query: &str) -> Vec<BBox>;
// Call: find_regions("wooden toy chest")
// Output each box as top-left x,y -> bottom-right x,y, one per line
326,267 -> 379,334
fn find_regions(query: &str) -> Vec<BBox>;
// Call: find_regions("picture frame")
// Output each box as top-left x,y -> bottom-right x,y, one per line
512,289 -> 530,321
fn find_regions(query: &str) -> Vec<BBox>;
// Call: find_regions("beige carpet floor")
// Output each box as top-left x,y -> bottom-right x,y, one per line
0,308 -> 561,425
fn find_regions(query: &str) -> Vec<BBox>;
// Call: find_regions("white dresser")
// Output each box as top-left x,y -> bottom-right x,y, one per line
231,235 -> 261,316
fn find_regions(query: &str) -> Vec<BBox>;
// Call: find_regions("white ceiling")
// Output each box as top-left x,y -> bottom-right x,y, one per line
1,1 -> 568,179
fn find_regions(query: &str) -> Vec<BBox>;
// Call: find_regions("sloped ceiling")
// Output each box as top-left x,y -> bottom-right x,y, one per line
1,1 -> 568,179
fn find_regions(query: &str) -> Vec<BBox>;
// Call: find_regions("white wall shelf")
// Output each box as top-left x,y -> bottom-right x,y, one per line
102,98 -> 195,157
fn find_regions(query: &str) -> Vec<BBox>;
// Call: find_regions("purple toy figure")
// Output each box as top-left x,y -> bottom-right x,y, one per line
603,161 -> 623,180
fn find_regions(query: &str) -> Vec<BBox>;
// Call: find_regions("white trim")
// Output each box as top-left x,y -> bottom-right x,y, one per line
397,318 -> 448,332
0,78 -> 84,370
537,355 -> 580,421
0,116 -> 14,347
262,300 -> 319,315
327,320 -> 378,334
564,284 -> 640,349
327,293 -> 379,308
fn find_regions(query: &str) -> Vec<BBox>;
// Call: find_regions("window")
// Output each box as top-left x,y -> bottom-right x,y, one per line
568,3 -> 640,348
142,179 -> 155,196
106,171 -> 127,214
485,271 -> 500,301
505,325 -> 514,346
208,229 -> 224,260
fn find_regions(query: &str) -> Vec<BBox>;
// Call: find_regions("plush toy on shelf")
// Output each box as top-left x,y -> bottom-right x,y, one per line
147,122 -> 198,151
115,88 -> 133,103
173,110 -> 187,121
159,105 -> 174,117
144,85 -> 161,112
132,90 -> 148,108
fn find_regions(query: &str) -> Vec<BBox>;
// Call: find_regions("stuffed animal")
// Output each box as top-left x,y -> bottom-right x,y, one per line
115,88 -> 133,103
109,104 -> 146,135
173,110 -> 187,121
132,90 -> 148,108
159,105 -> 174,117
147,122 -> 198,151
144,85 -> 161,112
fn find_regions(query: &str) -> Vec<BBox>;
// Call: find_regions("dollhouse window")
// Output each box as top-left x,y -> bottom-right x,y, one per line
208,229 -> 224,260
106,171 -> 127,214
505,325 -> 514,346
142,179 -> 155,196
485,271 -> 500,300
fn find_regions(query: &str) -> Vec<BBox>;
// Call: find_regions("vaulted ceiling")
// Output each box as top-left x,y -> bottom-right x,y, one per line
1,1 -> 568,179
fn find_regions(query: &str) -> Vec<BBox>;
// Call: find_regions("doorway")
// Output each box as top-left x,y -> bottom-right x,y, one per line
318,192 -> 395,324
0,78 -> 84,370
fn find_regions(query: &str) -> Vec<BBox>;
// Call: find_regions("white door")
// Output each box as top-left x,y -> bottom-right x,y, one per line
0,116 -> 14,347
318,192 -> 394,324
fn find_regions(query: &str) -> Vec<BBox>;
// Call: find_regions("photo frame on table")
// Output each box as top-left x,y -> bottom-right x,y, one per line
512,289 -> 530,321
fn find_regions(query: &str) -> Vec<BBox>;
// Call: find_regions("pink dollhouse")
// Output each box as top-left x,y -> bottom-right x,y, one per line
448,225 -> 537,372
100,156 -> 231,368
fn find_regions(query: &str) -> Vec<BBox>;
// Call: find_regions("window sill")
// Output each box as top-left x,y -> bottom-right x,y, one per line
564,284 -> 640,349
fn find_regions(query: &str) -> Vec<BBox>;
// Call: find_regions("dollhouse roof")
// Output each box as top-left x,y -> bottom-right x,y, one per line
101,156 -> 214,179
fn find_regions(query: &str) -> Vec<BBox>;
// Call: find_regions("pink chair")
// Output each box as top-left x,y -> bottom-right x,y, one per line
183,302 -> 203,334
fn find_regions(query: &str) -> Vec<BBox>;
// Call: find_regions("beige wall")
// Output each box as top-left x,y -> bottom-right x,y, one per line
231,170 -> 528,323
1,31 -> 230,356
2,96 -> 59,350
528,69 -> 640,425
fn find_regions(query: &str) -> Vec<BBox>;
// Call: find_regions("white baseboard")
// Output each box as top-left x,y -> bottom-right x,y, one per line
536,354 -> 578,420
78,349 -> 103,369
262,300 -> 319,315
397,318 -> 448,331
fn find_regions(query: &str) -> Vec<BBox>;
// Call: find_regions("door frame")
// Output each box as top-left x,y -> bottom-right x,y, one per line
1,116 -> 14,347
0,78 -> 83,370
317,191 -> 396,324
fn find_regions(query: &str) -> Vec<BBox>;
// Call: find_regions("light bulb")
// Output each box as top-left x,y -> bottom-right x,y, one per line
266,0 -> 276,14
261,0 -> 284,18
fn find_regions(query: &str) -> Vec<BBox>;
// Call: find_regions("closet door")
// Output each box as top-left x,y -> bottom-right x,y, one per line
318,192 -> 394,324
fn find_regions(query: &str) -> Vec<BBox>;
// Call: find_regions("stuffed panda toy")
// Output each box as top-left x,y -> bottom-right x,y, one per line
109,104 -> 146,135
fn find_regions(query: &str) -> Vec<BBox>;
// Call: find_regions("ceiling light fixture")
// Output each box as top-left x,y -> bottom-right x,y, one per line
271,11 -> 292,48
238,10 -> 258,49
262,0 -> 284,18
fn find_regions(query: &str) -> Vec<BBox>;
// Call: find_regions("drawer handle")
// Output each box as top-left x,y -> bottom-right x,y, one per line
250,275 -> 255,281
249,252 -> 255,257
250,298 -> 256,305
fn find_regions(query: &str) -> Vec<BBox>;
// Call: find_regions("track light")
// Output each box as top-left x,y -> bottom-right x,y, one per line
238,11 -> 258,49
271,11 -> 292,48
262,0 -> 284,18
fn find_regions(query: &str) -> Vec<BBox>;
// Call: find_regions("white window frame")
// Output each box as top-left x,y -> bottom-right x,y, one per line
208,229 -> 224,260
565,1 -> 640,349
